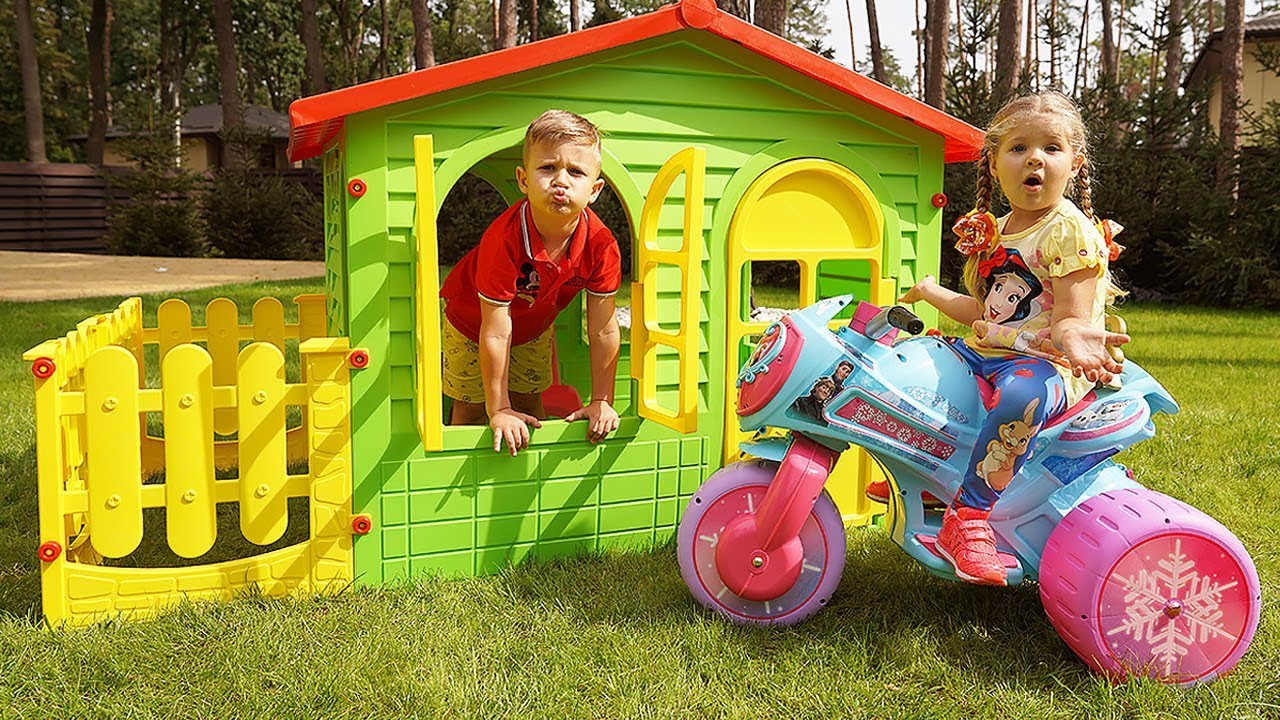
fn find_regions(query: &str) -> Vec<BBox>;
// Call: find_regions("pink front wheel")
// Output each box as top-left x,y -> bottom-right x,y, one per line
677,461 -> 846,627
1039,487 -> 1261,685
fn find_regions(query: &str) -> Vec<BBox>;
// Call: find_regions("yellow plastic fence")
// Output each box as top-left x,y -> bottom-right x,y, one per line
23,295 -> 360,626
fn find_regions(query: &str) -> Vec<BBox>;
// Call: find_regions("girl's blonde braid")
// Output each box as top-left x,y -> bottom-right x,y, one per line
1077,163 -> 1095,221
962,153 -> 998,300
974,150 -> 994,216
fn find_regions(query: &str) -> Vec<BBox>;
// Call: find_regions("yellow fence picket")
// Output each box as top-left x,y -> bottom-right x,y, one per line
237,342 -> 288,545
156,299 -> 193,364
295,294 -> 327,342
163,344 -> 217,558
206,299 -> 240,435
252,298 -> 286,350
84,346 -> 143,558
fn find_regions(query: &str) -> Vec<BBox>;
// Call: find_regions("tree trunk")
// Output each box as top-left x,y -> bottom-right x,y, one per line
1117,0 -> 1128,86
924,0 -> 948,108
1026,0 -> 1038,90
1164,0 -> 1184,93
87,0 -> 109,164
497,0 -> 517,47
213,0 -> 241,167
1218,0 -> 1244,189
994,0 -> 1022,101
411,0 -> 436,68
302,0 -> 327,93
160,0 -> 178,156
863,0 -> 889,79
1100,0 -> 1116,84
845,0 -> 857,69
15,0 -> 46,162
570,0 -> 579,31
1072,0 -> 1090,95
379,0 -> 389,76
717,0 -> 750,21
754,0 -> 786,36
916,0 -> 924,97
1049,0 -> 1057,87
530,0 -> 539,40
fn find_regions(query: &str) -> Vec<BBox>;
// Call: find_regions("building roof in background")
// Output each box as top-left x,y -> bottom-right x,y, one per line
1185,12 -> 1280,88
75,104 -> 291,141
287,0 -> 983,163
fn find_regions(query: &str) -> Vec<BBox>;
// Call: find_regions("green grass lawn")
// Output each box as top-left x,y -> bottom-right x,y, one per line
0,280 -> 1277,718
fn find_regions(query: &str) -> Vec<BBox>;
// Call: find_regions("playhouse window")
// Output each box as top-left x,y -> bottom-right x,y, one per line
431,172 -> 636,430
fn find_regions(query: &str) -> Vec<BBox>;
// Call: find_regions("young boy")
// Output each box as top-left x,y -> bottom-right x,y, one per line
439,110 -> 622,456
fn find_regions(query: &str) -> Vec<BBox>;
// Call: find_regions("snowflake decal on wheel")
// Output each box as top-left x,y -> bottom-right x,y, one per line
1099,534 -> 1253,680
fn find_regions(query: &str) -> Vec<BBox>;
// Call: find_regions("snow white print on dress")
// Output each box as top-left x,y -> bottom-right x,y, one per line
970,246 -> 1068,365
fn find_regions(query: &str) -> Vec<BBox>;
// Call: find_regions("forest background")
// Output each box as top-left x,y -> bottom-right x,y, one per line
3,0 -> 1280,308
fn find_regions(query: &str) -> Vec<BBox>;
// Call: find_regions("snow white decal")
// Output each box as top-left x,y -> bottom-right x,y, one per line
978,246 -> 1042,325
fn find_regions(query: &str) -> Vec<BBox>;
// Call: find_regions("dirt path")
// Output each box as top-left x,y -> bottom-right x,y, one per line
0,251 -> 324,302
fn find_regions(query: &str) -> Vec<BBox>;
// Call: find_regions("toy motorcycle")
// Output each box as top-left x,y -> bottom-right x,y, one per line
677,297 -> 1260,685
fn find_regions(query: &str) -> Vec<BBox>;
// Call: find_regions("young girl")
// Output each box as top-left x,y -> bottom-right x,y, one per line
898,92 -> 1130,586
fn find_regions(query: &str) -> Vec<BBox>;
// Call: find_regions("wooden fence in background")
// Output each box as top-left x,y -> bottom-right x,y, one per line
0,162 -> 321,254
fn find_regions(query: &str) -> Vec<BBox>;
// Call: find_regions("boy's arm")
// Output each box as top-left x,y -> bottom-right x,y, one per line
899,275 -> 983,326
564,293 -> 620,443
478,299 -> 541,455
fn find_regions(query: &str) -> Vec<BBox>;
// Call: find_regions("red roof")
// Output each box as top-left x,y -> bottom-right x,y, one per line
287,0 -> 983,163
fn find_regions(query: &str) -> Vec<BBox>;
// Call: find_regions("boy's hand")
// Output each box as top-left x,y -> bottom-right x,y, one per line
1057,323 -> 1130,385
564,400 -> 619,443
490,408 -> 542,456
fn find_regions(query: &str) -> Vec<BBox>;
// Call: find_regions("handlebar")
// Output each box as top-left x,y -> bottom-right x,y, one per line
864,305 -> 924,339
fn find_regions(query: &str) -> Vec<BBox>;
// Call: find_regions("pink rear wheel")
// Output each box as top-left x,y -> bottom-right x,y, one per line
677,460 -> 845,627
1039,488 -> 1260,685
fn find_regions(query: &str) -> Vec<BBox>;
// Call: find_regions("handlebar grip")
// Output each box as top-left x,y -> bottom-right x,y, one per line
886,306 -> 925,335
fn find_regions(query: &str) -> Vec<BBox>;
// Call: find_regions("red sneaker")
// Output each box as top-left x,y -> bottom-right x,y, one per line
864,480 -> 946,509
865,479 -> 891,504
936,504 -> 1007,586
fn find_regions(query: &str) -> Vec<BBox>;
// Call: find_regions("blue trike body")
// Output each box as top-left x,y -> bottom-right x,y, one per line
733,295 -> 1179,584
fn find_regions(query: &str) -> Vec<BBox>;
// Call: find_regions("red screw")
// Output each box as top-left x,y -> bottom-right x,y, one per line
31,357 -> 56,379
352,515 -> 373,535
347,178 -> 367,198
38,541 -> 62,562
348,349 -> 370,369
931,193 -> 948,208
926,328 -> 943,337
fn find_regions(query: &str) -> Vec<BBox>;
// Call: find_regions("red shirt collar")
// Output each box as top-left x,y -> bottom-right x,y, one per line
518,200 -> 589,266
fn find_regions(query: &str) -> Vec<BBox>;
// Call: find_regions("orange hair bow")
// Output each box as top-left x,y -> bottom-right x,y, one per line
1097,219 -> 1125,262
953,211 -> 999,256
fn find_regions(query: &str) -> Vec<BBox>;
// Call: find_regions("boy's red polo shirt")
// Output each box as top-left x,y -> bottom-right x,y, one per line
441,201 -> 622,346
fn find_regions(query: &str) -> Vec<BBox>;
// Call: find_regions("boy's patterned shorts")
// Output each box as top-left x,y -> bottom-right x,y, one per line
441,319 -> 554,403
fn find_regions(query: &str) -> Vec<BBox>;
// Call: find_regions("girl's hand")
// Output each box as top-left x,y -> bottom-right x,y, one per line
898,275 -> 937,305
1057,323 -> 1130,384
564,399 -> 619,443
490,408 -> 542,456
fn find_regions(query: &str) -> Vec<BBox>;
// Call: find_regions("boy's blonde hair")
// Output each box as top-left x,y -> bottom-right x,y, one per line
523,110 -> 601,163
964,92 -> 1125,306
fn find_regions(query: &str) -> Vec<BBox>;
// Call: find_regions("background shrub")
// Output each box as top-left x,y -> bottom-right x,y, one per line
203,169 -> 322,260
102,129 -> 205,257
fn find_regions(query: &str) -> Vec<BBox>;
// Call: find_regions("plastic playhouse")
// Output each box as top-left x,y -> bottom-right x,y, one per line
25,0 -> 982,625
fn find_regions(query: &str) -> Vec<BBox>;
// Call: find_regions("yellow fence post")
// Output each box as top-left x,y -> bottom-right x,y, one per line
300,338 -> 356,589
